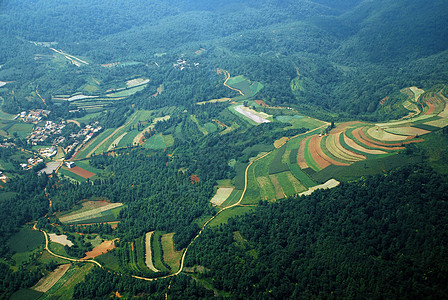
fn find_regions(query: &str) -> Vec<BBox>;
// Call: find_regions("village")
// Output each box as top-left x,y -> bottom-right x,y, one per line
21,119 -> 102,171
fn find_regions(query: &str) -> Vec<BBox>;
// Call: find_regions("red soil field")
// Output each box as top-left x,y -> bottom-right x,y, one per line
297,136 -> 312,169
82,240 -> 116,260
315,136 -> 350,167
309,136 -> 331,170
329,121 -> 364,134
69,166 -> 95,179
255,100 -> 268,107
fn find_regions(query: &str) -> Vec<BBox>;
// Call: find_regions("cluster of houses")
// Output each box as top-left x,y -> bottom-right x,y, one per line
173,59 -> 199,71
14,109 -> 51,123
20,157 -> 44,170
27,121 -> 66,145
65,122 -> 102,155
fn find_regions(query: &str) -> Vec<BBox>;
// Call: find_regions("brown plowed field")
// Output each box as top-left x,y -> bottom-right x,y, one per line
82,240 -> 116,260
70,166 -> 95,179
353,128 -> 404,150
329,121 -> 364,134
309,136 -> 332,169
297,136 -> 311,169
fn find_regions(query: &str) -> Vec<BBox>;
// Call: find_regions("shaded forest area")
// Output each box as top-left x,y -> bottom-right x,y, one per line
186,165 -> 448,298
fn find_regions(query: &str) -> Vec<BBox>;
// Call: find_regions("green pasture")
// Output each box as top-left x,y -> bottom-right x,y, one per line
152,231 -> 170,273
288,163 -> 316,188
74,160 -> 102,174
105,84 -> 147,98
10,289 -> 43,300
96,251 -> 120,272
209,206 -> 255,227
8,227 -> 44,253
118,130 -> 140,147
0,191 -> 17,200
143,133 -> 174,149
226,75 -> 264,97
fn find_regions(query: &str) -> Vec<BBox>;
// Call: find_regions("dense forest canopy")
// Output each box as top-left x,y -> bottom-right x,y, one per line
0,0 -> 447,120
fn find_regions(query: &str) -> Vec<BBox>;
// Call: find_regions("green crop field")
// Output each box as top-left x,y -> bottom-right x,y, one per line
43,264 -> 94,300
152,231 -> 170,273
97,251 -> 120,272
312,153 -> 418,183
118,130 -> 140,147
209,206 -> 255,227
75,128 -> 115,159
221,189 -> 243,207
288,163 -> 316,188
8,227 -> 44,253
226,75 -> 264,97
10,289 -> 43,300
143,133 -> 174,149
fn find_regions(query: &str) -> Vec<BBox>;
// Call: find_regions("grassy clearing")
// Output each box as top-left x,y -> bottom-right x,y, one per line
7,123 -> 34,138
161,233 -> 183,272
118,130 -> 140,147
96,251 -> 120,272
10,289 -> 43,300
105,84 -> 147,98
226,75 -> 264,97
243,151 -> 275,203
209,206 -> 255,227
143,133 -> 174,149
152,231 -> 170,273
8,227 -> 44,253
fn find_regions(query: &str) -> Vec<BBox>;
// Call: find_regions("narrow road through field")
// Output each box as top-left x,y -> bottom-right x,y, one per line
37,123 -> 331,283
222,70 -> 245,96
39,229 -> 102,267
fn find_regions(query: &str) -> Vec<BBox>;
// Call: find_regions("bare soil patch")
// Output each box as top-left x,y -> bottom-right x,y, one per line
82,239 -> 116,260
69,166 -> 95,179
210,187 -> 234,206
48,233 -> 74,247
145,232 -> 160,272
297,136 -> 311,169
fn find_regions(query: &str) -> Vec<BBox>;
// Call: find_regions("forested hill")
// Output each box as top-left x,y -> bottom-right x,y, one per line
1,0 -> 447,120
185,165 -> 448,299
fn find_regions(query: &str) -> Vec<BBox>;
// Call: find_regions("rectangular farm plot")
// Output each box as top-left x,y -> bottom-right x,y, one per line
66,166 -> 95,179
234,105 -> 271,124
210,187 -> 234,206
275,171 -> 306,196
32,264 -> 71,293
59,202 -> 123,224
161,233 -> 183,272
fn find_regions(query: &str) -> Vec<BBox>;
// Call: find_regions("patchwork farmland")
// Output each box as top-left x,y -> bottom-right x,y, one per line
58,201 -> 124,225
